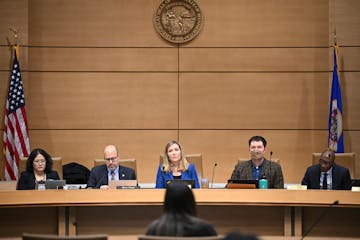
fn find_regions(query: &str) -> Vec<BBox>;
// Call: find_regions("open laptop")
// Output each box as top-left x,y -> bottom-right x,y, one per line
166,179 -> 196,189
109,180 -> 138,189
227,179 -> 259,189
44,179 -> 66,189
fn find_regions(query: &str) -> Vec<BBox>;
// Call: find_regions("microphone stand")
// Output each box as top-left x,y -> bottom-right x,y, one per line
210,163 -> 218,188
300,200 -> 339,239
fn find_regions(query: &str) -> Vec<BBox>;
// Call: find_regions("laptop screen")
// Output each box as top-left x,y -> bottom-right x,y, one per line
166,179 -> 196,188
44,180 -> 66,189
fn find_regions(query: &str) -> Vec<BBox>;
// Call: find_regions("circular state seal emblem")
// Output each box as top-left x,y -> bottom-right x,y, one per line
153,0 -> 203,44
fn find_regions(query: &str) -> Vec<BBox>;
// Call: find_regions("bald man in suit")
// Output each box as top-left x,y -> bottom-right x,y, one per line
302,148 -> 351,190
87,145 -> 136,189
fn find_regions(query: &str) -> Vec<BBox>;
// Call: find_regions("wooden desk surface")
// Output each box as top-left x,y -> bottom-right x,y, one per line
0,189 -> 360,238
0,189 -> 359,207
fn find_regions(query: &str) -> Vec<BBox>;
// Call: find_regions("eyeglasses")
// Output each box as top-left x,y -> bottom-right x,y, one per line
104,157 -> 118,161
34,159 -> 46,164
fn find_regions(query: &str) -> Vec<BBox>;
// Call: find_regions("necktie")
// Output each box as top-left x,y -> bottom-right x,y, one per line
322,173 -> 327,190
111,171 -> 115,181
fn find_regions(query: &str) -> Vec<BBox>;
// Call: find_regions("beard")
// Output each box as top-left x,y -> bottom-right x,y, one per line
250,151 -> 264,160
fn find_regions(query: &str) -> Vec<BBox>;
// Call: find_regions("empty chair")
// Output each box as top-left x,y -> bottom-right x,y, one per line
0,180 -> 17,190
22,233 -> 107,240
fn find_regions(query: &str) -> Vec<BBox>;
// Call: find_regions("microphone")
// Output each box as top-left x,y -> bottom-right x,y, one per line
210,163 -> 218,188
95,173 -> 107,189
269,151 -> 273,187
301,200 -> 339,239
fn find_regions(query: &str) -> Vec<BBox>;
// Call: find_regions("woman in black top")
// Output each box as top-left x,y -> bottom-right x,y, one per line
146,181 -> 217,237
17,148 -> 60,190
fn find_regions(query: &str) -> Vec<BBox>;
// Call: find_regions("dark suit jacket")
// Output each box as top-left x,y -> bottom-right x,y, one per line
230,159 -> 284,189
301,164 -> 351,190
17,171 -> 60,190
87,164 -> 136,188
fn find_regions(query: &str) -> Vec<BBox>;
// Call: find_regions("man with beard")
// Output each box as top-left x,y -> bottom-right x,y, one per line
230,136 -> 284,189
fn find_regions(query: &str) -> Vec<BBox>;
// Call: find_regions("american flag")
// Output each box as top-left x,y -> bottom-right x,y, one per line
3,47 -> 30,180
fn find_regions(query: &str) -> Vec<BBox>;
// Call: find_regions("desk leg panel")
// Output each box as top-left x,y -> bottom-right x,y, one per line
197,205 -> 284,236
0,207 -> 58,237
302,207 -> 360,237
75,205 -> 162,235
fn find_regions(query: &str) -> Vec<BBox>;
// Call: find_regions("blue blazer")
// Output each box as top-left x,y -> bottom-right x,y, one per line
87,164 -> 136,188
155,163 -> 200,188
301,164 -> 352,190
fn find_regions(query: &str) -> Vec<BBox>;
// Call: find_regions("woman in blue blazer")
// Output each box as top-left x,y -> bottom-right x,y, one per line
155,140 -> 200,188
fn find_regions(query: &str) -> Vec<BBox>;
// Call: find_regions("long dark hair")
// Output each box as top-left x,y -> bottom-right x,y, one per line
164,181 -> 197,216
151,182 -> 198,236
26,148 -> 53,173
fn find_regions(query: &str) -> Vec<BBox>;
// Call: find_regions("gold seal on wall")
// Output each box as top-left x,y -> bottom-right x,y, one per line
153,0 -> 203,44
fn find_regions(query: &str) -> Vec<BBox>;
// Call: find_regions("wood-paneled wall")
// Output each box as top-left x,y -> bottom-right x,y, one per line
0,0 -> 359,183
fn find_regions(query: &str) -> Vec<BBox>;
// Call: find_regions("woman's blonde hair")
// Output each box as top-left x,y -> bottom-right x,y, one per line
162,140 -> 189,173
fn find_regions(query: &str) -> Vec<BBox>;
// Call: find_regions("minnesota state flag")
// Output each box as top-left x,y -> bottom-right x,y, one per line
328,45 -> 344,153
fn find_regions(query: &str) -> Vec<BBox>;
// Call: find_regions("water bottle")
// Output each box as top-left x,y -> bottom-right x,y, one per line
259,178 -> 268,189
37,180 -> 46,190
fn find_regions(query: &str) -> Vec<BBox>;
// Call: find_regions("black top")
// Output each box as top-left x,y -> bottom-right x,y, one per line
17,171 -> 60,190
146,214 -> 217,237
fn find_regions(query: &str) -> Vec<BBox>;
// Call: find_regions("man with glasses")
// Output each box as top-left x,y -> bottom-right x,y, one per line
87,145 -> 136,189
301,148 -> 351,190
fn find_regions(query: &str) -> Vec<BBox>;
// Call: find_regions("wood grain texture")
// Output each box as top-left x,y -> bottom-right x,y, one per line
179,73 -> 329,129
180,48 -> 329,72
193,0 -> 329,47
27,73 -> 178,129
28,0 -> 165,47
0,0 -> 28,46
330,0 -> 360,45
28,48 -> 178,72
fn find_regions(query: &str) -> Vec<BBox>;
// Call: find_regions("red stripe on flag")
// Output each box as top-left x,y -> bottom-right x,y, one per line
14,109 -> 28,156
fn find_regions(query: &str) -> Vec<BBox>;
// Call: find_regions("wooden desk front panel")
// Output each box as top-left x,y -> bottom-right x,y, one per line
75,205 -> 283,236
302,207 -> 360,237
0,189 -> 359,238
0,207 -> 58,237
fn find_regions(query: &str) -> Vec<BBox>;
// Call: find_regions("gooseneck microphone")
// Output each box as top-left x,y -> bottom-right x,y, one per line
95,173 -> 107,189
269,151 -> 273,186
210,163 -> 218,188
300,200 -> 339,239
